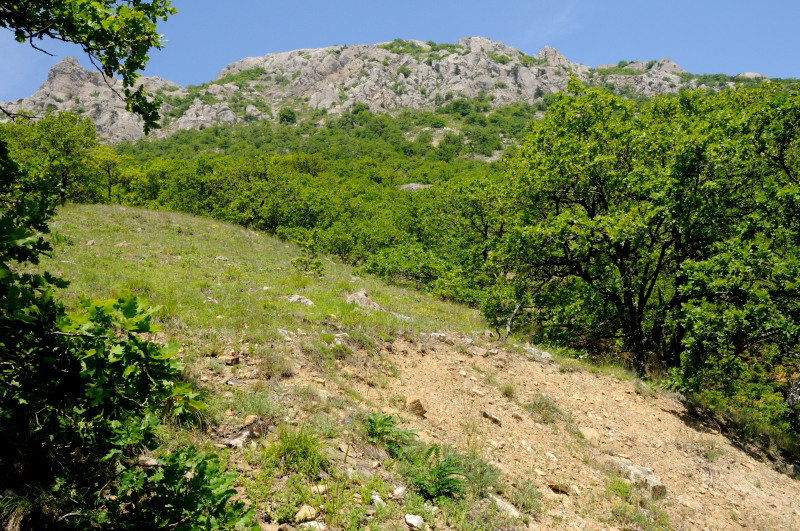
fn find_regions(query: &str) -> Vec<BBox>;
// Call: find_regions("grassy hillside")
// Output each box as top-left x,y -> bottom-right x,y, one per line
46,204 -> 485,345
35,204 -> 800,531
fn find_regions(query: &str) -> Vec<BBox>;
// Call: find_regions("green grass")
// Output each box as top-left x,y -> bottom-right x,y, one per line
604,475 -> 671,530
44,205 -> 485,360
263,424 -> 329,479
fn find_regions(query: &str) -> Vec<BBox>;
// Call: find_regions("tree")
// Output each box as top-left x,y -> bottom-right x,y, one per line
496,80 -> 800,383
0,3 -> 256,529
91,144 -> 132,202
3,112 -> 99,205
279,107 -> 297,124
0,0 -> 177,132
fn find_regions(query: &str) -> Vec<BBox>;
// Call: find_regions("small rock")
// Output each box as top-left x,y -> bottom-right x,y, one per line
86,239 -> 96,246
546,480 -> 571,495
579,426 -> 600,447
406,396 -> 427,417
487,493 -> 521,518
284,294 -> 315,306
311,484 -> 327,495
259,524 -> 280,531
405,514 -> 425,530
482,410 -> 502,426
381,407 -> 398,416
523,345 -> 554,362
137,456 -> 160,467
430,332 -> 447,342
459,370 -> 468,377
546,452 -> 558,462
472,389 -> 486,397
243,415 -> 259,426
299,523 -> 325,531
371,491 -> 386,507
219,354 -> 240,366
294,504 -> 317,523
393,486 -> 406,499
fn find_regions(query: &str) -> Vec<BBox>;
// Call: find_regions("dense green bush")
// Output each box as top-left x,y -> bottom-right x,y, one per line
95,448 -> 256,530
0,136 -> 242,528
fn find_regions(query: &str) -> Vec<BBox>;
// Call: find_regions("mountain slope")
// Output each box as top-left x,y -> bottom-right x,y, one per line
41,204 -> 800,530
1,37 -> 702,143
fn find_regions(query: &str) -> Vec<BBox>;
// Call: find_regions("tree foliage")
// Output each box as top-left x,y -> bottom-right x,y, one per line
0,2 -> 260,528
0,0 -> 176,132
1,112 -> 99,204
496,80 -> 800,431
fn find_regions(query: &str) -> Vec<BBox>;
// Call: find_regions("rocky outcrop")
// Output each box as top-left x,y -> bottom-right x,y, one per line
1,37 -> 720,142
0,56 -> 180,143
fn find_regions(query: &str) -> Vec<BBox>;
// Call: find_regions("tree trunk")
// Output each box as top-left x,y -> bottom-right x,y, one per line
622,312 -> 649,377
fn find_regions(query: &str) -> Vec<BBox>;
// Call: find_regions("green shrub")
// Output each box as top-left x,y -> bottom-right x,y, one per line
403,446 -> 467,500
487,52 -> 511,65
458,453 -> 501,497
365,412 -> 418,458
95,447 -> 257,530
508,479 -> 542,517
264,425 -> 329,479
526,394 -> 566,424
278,107 -> 297,124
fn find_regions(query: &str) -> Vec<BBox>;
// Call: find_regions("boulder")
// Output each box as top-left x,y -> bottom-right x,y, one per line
294,504 -> 318,523
606,456 -> 667,500
346,290 -> 384,311
398,183 -> 432,192
487,493 -> 521,518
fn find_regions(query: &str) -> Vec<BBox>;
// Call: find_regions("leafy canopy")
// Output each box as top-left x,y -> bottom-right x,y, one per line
0,0 -> 177,132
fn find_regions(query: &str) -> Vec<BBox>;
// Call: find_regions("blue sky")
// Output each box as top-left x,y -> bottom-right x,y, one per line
2,0 -> 799,101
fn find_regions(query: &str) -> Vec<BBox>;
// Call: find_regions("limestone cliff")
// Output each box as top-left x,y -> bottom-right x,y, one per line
1,37 -> 731,142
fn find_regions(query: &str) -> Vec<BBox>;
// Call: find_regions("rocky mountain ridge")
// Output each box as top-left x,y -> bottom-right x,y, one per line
0,36 -> 753,143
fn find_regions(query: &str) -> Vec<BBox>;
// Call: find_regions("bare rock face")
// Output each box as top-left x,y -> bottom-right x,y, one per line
0,56 -> 181,143
2,38 -> 699,143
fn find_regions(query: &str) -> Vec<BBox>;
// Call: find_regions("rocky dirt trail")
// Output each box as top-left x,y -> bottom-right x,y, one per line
326,332 -> 800,530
